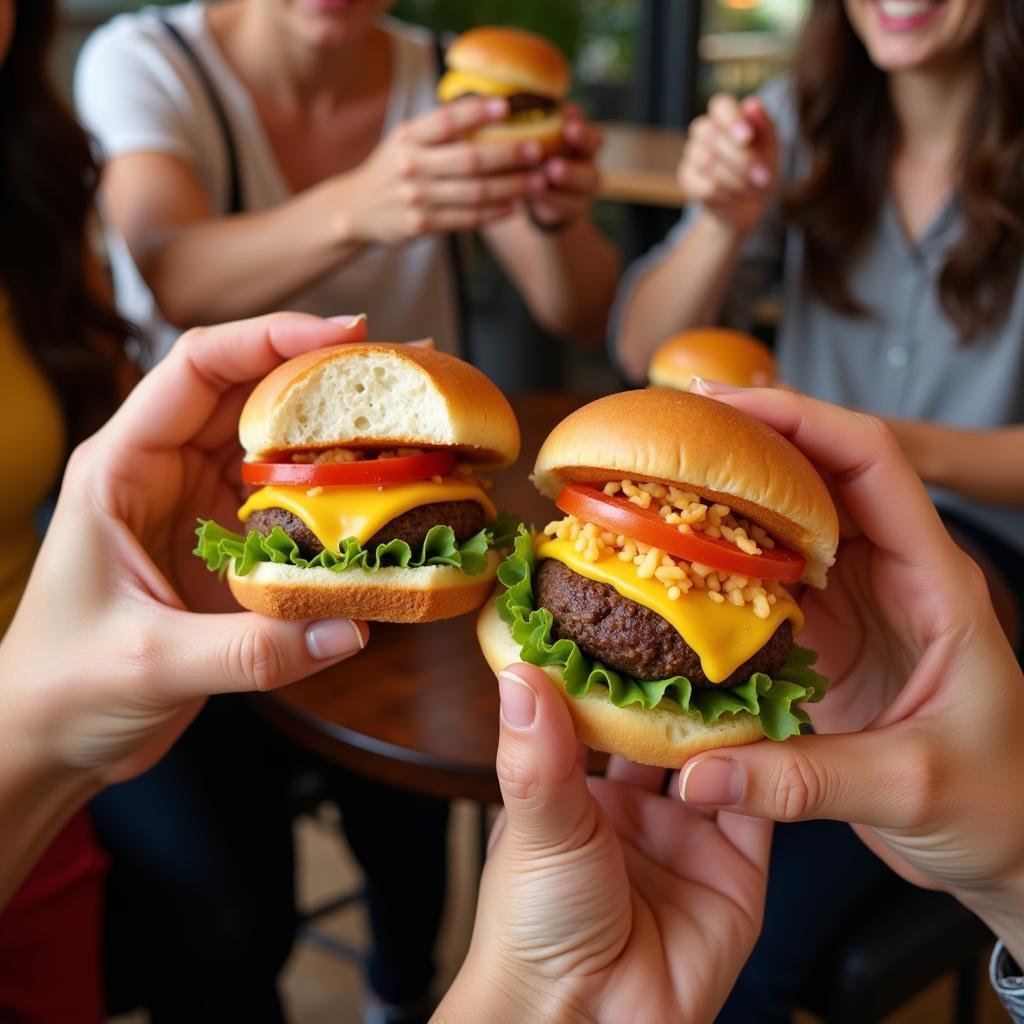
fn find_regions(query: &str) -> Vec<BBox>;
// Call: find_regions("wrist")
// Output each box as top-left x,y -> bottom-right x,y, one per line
315,174 -> 367,250
436,949 -> 591,1024
695,209 -> 752,250
954,872 -> 1024,968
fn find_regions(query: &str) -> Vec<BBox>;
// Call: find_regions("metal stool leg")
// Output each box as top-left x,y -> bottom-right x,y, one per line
954,957 -> 980,1024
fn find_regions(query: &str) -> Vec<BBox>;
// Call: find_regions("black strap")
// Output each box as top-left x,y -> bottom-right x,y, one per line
159,18 -> 243,216
432,32 -> 472,360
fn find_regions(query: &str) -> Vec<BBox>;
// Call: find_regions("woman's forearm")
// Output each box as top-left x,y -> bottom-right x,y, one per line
614,212 -> 748,383
0,703 -> 99,908
140,178 -> 364,329
485,214 -> 621,346
887,419 -> 1024,505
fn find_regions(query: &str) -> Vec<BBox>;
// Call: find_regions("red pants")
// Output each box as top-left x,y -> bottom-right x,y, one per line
0,811 -> 107,1024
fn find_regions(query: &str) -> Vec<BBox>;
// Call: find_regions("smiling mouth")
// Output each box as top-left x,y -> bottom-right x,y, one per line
872,0 -> 947,30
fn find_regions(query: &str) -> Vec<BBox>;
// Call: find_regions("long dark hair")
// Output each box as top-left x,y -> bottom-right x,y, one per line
0,0 -> 137,448
784,0 -> 1024,341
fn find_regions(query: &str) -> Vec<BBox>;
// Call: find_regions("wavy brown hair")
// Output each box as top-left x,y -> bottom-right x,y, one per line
783,0 -> 1024,341
0,0 -> 138,449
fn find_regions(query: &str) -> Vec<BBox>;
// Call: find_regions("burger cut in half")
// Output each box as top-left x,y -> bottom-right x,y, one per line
436,26 -> 570,153
195,343 -> 520,623
477,388 -> 838,767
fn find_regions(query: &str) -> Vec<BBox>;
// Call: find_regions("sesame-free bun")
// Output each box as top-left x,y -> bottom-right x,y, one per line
533,389 -> 838,587
447,27 -> 570,99
240,343 -> 520,467
469,111 -> 564,153
477,599 -> 765,767
229,552 -> 501,623
649,329 -> 778,391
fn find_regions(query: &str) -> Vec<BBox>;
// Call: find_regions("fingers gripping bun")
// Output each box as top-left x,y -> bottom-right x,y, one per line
649,329 -> 778,391
447,27 -> 570,98
240,343 -> 520,467
477,600 -> 765,767
533,389 -> 839,588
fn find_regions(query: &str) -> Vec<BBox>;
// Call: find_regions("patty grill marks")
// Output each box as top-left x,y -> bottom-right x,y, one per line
535,559 -> 793,688
245,501 -> 487,560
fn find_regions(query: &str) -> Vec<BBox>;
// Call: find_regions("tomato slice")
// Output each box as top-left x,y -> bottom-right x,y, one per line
553,484 -> 806,583
242,450 -> 456,487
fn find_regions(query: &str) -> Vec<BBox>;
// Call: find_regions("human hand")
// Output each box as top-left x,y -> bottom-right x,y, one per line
678,94 -> 778,236
0,313 -> 371,787
680,381 -> 1024,960
437,663 -> 771,1024
337,97 -> 544,245
525,104 -> 603,231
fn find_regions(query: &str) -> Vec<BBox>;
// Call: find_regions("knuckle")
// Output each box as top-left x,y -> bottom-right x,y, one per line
396,152 -> 419,179
224,626 -> 282,691
119,624 -> 165,684
898,732 -> 944,827
496,742 -> 539,802
400,182 -> 425,206
766,751 -> 826,821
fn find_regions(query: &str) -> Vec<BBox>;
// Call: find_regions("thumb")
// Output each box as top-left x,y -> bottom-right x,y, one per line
149,610 -> 368,702
740,96 -> 778,159
495,663 -> 592,851
679,728 -> 931,830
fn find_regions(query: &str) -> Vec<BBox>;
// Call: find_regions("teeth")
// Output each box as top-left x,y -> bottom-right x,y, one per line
877,0 -> 932,17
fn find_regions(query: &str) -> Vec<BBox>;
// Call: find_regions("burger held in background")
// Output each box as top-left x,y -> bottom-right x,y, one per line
478,388 -> 838,767
648,328 -> 778,391
437,26 -> 570,153
196,343 -> 520,623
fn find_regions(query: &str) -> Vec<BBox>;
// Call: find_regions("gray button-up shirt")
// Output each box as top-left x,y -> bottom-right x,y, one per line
612,77 -> 1024,556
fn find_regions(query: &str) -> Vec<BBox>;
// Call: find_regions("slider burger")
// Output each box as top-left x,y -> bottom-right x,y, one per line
195,343 -> 520,622
648,328 -> 778,392
437,26 -> 570,153
477,388 -> 837,767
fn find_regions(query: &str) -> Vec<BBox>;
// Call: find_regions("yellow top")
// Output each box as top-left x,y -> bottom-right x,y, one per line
536,537 -> 803,684
0,289 -> 65,633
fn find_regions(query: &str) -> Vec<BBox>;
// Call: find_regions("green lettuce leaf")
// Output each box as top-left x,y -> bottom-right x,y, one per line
194,510 -> 521,579
496,525 -> 829,741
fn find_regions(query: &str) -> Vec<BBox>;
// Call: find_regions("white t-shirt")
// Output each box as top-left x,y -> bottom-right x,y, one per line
75,2 -> 459,363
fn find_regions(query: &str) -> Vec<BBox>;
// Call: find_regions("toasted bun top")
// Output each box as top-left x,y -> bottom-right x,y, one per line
533,389 -> 838,587
648,329 -> 778,391
447,27 -> 570,98
240,343 -> 520,467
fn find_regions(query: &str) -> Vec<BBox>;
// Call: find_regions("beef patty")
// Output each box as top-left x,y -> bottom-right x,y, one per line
535,559 -> 793,687
246,500 -> 487,560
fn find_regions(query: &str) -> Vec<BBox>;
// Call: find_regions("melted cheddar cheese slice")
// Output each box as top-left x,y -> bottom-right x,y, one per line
238,479 -> 497,555
437,70 -> 521,102
535,537 -> 804,685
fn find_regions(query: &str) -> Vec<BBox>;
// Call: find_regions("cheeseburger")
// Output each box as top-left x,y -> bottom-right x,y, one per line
196,343 -> 520,623
437,26 -> 570,152
648,328 -> 778,392
477,388 -> 837,767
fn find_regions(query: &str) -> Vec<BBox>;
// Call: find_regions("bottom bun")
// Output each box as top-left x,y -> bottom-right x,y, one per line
471,112 -> 564,154
476,598 -> 766,767
229,553 -> 501,623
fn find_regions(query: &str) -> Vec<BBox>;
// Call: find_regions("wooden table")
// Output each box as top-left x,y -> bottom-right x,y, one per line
255,393 -> 590,804
596,122 -> 686,208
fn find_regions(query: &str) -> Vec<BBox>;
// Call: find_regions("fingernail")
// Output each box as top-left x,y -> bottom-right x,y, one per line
498,671 -> 537,730
691,375 -> 743,395
305,619 -> 366,660
328,314 -> 366,328
731,121 -> 752,143
521,140 -> 543,161
406,337 -> 435,348
680,758 -> 745,806
749,164 -> 770,187
485,98 -> 507,117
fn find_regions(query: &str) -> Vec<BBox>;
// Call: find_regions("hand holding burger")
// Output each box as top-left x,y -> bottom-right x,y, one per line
479,387 -> 838,767
678,380 -> 1024,972
438,27 -> 603,232
0,313 -> 371,904
434,660 -> 772,1024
